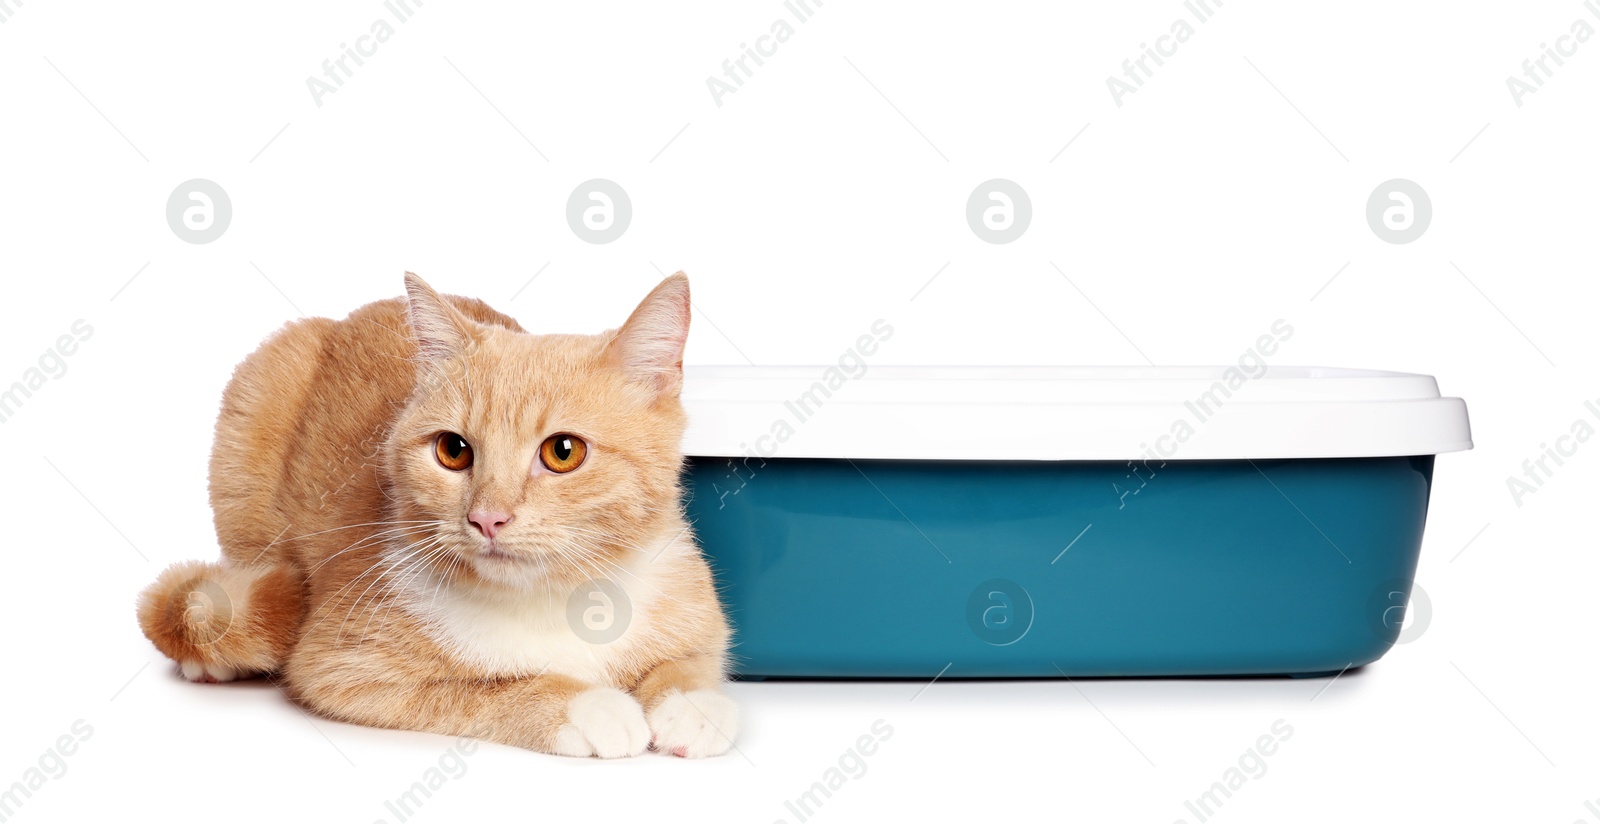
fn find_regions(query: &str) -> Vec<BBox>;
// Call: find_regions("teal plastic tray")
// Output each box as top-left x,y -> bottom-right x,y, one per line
684,455 -> 1432,678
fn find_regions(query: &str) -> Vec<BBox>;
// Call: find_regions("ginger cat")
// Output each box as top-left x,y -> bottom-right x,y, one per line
136,272 -> 737,758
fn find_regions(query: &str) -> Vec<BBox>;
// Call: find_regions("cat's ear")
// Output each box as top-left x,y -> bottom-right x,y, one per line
607,272 -> 691,397
404,272 -> 474,364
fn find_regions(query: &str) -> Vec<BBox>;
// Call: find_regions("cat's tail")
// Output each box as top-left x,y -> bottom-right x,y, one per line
136,561 -> 306,682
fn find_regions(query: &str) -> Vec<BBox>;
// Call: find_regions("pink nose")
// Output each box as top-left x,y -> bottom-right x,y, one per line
468,510 -> 512,539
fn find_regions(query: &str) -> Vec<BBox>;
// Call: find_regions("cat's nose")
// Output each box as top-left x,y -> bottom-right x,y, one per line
468,510 -> 513,539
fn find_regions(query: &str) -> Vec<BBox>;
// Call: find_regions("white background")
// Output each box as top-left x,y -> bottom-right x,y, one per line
2,1 -> 1596,821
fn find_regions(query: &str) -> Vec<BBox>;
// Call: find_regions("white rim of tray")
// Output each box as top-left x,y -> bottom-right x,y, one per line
679,365 -> 1473,461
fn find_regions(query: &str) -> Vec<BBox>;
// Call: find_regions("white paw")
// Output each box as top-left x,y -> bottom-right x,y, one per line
648,689 -> 739,758
178,659 -> 238,683
552,688 -> 650,758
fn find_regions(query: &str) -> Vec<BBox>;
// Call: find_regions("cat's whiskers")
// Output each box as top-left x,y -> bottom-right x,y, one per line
428,551 -> 464,616
279,519 -> 443,544
556,538 -> 650,591
304,522 -> 446,577
345,539 -> 453,645
326,534 -> 448,641
269,519 -> 440,597
539,534 -> 664,598
553,524 -> 685,580
359,542 -> 455,647
319,542 -> 430,641
303,529 -> 447,614
318,514 -> 683,643
557,521 -> 673,548
312,543 -> 426,626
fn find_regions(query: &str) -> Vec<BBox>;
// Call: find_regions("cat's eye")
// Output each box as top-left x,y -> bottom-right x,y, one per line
434,432 -> 474,471
540,433 -> 587,473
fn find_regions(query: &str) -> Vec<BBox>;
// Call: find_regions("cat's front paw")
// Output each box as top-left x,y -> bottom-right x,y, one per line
552,688 -> 650,758
648,688 -> 739,758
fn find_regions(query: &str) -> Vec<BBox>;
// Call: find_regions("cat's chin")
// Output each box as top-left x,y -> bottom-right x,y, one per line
458,547 -> 577,592
450,536 -> 640,594
476,543 -> 529,564
466,548 -> 543,575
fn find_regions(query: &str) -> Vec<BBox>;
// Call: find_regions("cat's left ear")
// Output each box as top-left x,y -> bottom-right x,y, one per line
404,272 -> 476,365
607,272 -> 691,398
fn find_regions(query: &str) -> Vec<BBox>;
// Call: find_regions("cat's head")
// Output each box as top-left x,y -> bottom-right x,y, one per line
382,272 -> 691,591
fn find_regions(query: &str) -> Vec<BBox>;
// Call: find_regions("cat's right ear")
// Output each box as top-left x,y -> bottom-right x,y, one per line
404,272 -> 473,364
606,272 -> 691,398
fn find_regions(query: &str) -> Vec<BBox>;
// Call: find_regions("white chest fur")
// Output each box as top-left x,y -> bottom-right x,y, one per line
396,534 -> 684,684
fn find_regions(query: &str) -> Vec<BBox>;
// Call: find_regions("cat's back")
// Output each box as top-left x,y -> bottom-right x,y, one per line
209,290 -> 522,566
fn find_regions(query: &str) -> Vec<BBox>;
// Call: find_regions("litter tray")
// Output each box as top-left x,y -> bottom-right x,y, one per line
678,365 -> 1471,678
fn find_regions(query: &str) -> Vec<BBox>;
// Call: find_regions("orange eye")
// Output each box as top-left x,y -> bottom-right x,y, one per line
434,432 -> 473,471
540,433 -> 587,473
